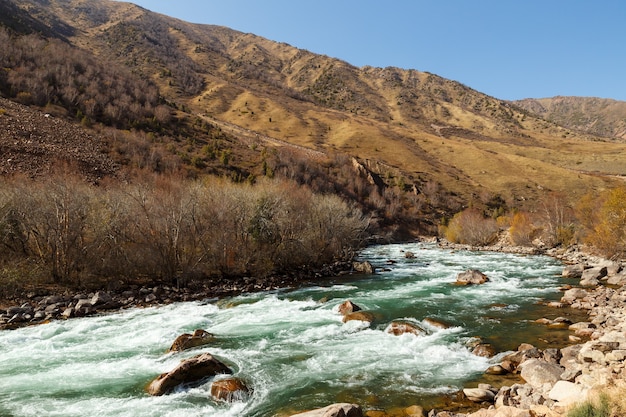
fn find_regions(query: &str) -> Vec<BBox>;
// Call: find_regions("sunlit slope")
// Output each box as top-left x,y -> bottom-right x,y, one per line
9,0 -> 626,204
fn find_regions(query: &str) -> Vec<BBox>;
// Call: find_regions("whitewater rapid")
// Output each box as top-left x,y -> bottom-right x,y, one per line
0,243 -> 567,416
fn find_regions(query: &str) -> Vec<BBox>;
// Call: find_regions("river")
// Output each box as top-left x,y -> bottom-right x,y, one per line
0,242 -> 576,416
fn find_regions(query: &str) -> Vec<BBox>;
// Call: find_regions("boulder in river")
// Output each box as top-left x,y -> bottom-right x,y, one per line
423,317 -> 452,329
472,343 -> 497,358
168,329 -> 215,352
455,269 -> 489,285
463,385 -> 496,403
342,311 -> 375,325
562,264 -> 585,278
337,300 -> 361,315
289,403 -> 363,417
146,353 -> 232,396
386,321 -> 425,336
210,377 -> 251,402
352,261 -> 374,274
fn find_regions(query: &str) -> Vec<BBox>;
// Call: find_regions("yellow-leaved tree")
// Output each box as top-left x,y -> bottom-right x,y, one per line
443,208 -> 499,246
581,186 -> 626,259
508,211 -> 536,246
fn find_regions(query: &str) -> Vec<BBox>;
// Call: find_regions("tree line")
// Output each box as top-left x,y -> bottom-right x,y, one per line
441,187 -> 626,260
0,174 -> 369,296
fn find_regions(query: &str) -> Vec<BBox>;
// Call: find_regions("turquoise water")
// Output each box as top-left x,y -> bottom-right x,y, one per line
0,243 -> 569,416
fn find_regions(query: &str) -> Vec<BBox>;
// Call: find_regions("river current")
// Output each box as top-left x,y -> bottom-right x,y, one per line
0,243 -> 572,416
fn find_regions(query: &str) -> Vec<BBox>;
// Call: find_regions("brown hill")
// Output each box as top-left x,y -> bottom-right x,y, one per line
0,97 -> 117,181
513,96 -> 626,141
3,0 -> 626,218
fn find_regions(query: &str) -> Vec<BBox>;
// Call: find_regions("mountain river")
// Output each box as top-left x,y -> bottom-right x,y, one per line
0,242 -> 579,416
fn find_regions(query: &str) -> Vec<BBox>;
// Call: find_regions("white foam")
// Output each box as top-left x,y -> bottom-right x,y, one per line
0,242 -> 565,416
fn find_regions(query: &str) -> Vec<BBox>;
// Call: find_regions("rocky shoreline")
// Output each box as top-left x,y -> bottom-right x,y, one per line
1,241 -> 625,417
0,261 -> 354,330
423,242 -> 626,417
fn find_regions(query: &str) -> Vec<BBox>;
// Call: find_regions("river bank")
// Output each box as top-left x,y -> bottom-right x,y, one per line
0,260 -> 354,330
424,240 -> 626,417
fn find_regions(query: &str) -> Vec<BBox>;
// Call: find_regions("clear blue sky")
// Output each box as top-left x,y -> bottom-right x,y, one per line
123,0 -> 626,102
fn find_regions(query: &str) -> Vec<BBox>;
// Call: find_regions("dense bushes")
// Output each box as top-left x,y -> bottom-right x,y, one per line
0,27 -> 168,129
442,208 -> 499,246
0,175 -> 369,291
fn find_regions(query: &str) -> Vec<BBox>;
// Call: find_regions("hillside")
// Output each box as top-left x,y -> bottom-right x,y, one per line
2,0 -> 626,227
0,97 -> 117,181
513,96 -> 626,141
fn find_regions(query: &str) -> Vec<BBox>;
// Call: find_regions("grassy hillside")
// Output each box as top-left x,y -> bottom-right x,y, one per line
3,0 -> 626,224
513,96 -> 626,141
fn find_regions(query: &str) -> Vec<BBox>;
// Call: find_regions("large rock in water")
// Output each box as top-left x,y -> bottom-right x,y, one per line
210,377 -> 251,402
463,386 -> 496,403
342,311 -> 375,324
168,329 -> 215,352
337,300 -> 361,315
423,317 -> 452,329
352,261 -> 374,274
146,353 -> 232,396
386,321 -> 425,336
289,403 -> 363,417
456,269 -> 489,285
562,264 -> 585,278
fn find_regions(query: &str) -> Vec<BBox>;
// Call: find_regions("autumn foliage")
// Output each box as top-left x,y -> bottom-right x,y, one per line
508,211 -> 536,246
442,208 -> 499,246
578,186 -> 626,259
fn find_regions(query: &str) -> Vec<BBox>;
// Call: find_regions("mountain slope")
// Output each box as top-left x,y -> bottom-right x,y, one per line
3,0 -> 626,213
513,96 -> 626,141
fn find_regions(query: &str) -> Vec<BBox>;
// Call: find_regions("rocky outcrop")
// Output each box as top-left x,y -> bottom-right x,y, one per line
455,270 -> 489,285
168,329 -> 215,352
146,353 -> 232,396
289,403 -> 363,417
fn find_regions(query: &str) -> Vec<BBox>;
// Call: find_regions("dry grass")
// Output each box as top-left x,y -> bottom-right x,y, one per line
567,386 -> 626,417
